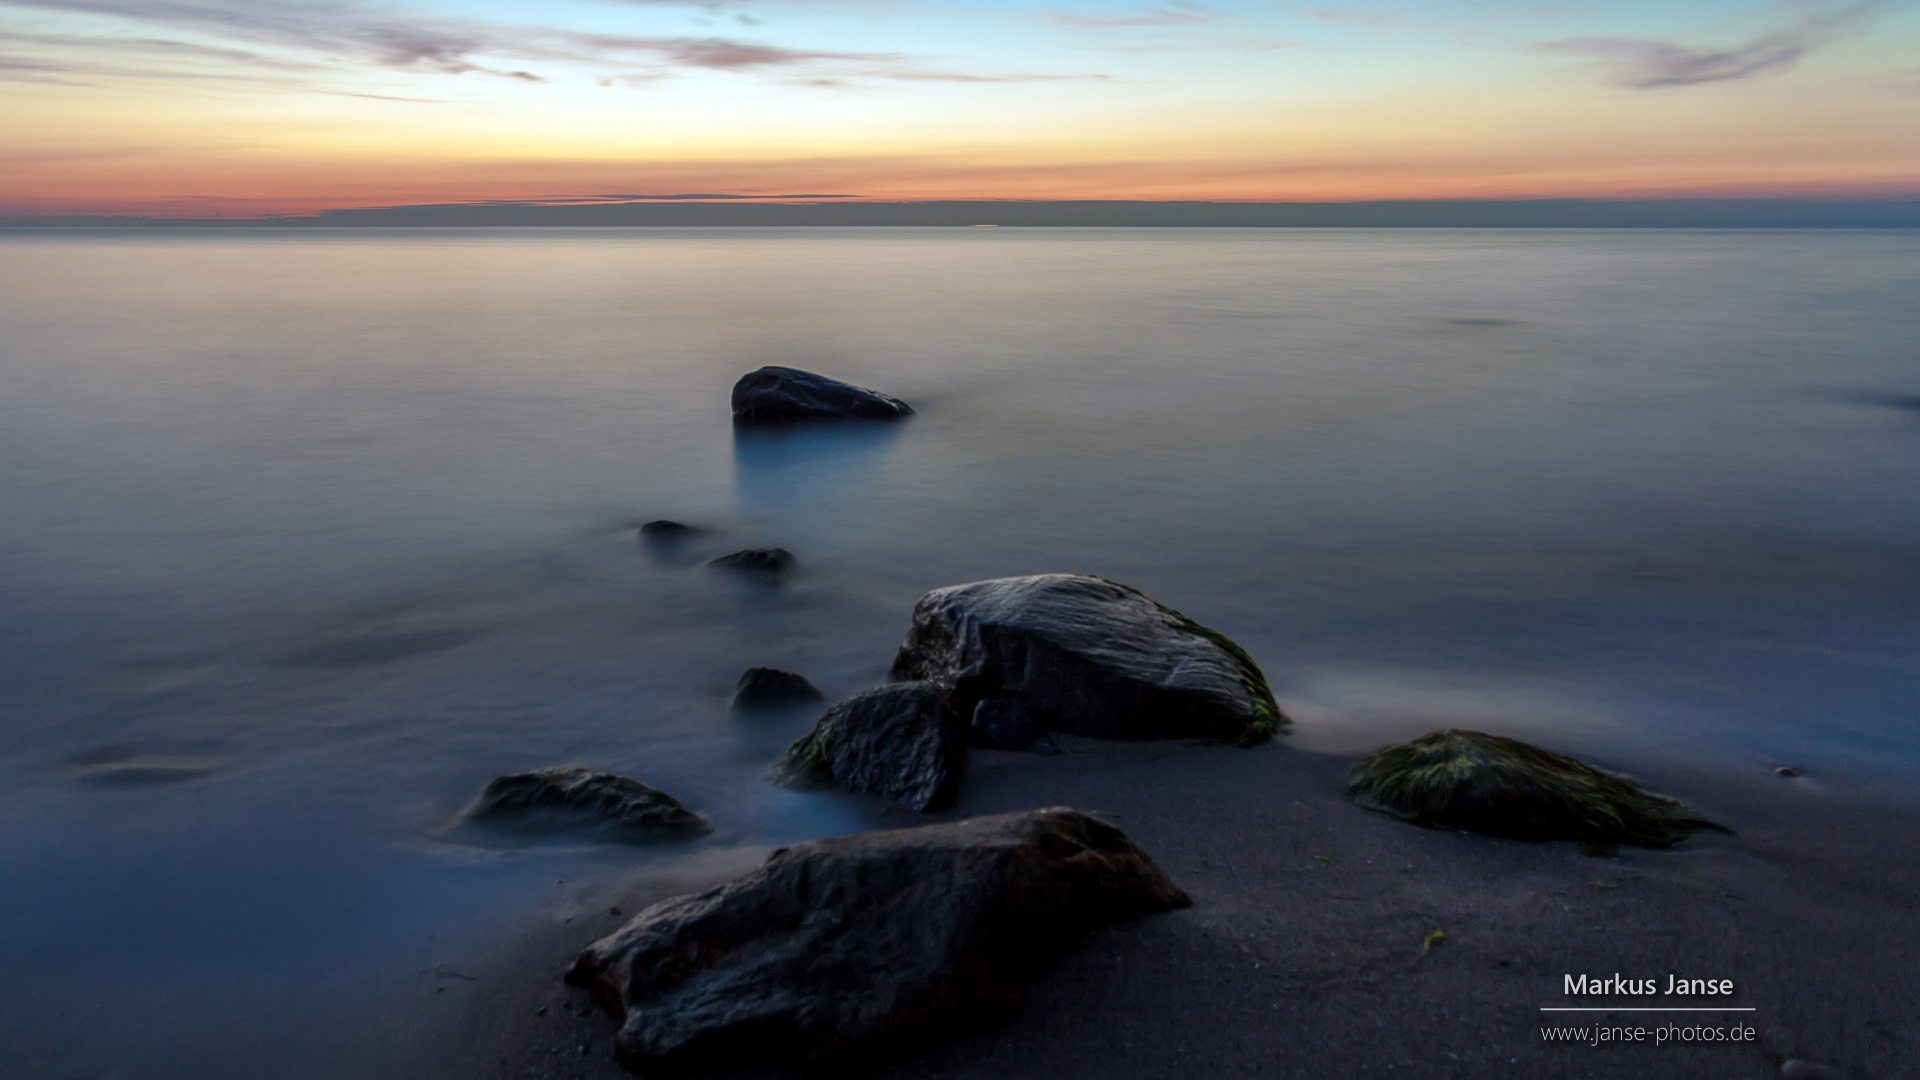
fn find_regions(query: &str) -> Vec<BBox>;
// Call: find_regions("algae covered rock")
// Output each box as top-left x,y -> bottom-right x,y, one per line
775,681 -> 967,811
1345,730 -> 1727,849
567,807 -> 1190,1072
890,573 -> 1283,745
464,767 -> 711,843
730,365 -> 914,425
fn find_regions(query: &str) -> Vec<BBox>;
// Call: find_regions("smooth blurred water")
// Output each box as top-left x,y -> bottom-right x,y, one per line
2,227 -> 1918,1077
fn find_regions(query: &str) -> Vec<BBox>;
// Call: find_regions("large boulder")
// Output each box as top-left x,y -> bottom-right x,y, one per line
567,807 -> 1190,1071
774,681 -> 965,812
731,366 -> 913,425
1345,730 -> 1729,849
463,767 -> 710,843
890,573 -> 1284,745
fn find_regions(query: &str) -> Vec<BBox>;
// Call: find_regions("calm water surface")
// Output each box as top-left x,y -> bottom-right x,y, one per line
2,227 -> 1917,1076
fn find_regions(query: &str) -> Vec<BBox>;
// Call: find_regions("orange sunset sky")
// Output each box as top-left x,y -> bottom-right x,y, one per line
2,0 -> 1918,216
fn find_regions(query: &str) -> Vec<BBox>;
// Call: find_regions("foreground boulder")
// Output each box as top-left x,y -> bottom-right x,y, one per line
463,767 -> 710,842
731,667 -> 825,711
567,807 -> 1189,1071
731,366 -> 913,425
774,681 -> 965,811
1345,730 -> 1728,849
891,574 -> 1283,745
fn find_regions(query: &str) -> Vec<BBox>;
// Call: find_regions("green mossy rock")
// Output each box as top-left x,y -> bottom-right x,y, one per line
1345,730 -> 1727,849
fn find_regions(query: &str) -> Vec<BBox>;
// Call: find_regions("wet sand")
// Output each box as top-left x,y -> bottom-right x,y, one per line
428,740 -> 1920,1080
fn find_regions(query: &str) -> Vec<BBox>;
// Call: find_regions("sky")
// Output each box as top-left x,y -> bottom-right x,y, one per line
1,0 -> 1917,215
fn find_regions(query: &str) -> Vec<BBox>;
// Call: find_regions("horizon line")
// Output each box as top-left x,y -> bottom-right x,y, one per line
6,196 -> 1920,229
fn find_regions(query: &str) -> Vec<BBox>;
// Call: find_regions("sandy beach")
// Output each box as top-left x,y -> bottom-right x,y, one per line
425,740 -> 1920,1080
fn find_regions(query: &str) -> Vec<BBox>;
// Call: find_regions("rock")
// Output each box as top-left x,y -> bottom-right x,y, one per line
774,681 -> 966,812
1780,1060 -> 1849,1080
566,807 -> 1189,1071
1775,765 -> 1799,778
708,547 -> 794,575
638,520 -> 701,540
464,767 -> 711,842
969,698 -> 1060,756
730,366 -> 914,425
731,667 -> 824,711
1345,730 -> 1729,849
890,573 -> 1284,745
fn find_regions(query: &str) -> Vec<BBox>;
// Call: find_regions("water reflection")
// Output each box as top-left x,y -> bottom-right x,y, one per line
730,420 -> 908,523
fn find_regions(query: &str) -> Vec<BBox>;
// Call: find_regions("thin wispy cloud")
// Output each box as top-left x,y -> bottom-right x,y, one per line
0,0 -> 496,72
1302,8 -> 1399,27
0,0 -> 1098,90
1536,0 -> 1906,89
0,28 -> 322,68
1052,2 -> 1215,29
0,54 -> 90,84
878,69 -> 1112,82
1072,35 -> 1295,53
408,193 -> 867,207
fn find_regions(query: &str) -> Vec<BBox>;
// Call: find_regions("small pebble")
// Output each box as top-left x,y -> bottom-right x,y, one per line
1775,765 -> 1798,777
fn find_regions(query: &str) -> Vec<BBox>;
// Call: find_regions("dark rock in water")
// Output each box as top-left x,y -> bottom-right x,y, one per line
464,767 -> 710,842
1774,765 -> 1799,778
970,698 -> 1060,756
567,807 -> 1189,1071
731,365 -> 913,425
731,667 -> 824,711
890,573 -> 1284,745
1345,730 -> 1729,849
1780,1060 -> 1849,1080
708,547 -> 794,575
774,681 -> 965,812
638,520 -> 701,540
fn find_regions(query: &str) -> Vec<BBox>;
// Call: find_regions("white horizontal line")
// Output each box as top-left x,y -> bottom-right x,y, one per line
1543,999 -> 1758,1006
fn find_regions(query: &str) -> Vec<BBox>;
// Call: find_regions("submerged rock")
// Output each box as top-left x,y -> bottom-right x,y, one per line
567,807 -> 1189,1071
1345,730 -> 1728,849
638,520 -> 701,540
66,747 -> 228,787
731,667 -> 824,711
708,547 -> 795,575
969,698 -> 1061,756
774,681 -> 965,812
464,767 -> 710,842
890,573 -> 1284,745
730,365 -> 914,425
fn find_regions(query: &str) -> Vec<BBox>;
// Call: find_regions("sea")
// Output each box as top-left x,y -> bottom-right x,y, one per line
1,226 -> 1916,1076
